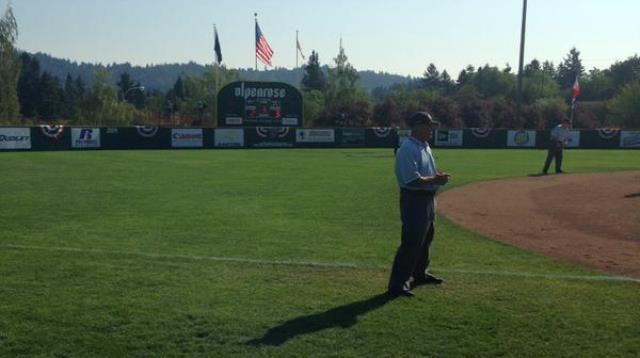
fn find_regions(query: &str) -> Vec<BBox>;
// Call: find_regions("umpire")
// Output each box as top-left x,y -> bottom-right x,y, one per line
387,111 -> 450,297
542,118 -> 571,175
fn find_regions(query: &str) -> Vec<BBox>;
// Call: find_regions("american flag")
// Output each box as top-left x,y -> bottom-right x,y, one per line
255,21 -> 273,66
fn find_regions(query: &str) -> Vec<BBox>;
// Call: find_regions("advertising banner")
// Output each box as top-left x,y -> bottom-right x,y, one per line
295,129 -> 335,143
0,128 -> 31,150
215,129 -> 245,148
171,129 -> 203,148
339,128 -> 366,147
507,130 -> 536,147
71,128 -> 101,148
245,127 -> 295,148
565,130 -> 581,148
620,131 -> 640,148
217,81 -> 303,127
434,130 -> 464,147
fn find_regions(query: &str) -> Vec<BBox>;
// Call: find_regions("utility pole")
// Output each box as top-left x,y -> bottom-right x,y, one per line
516,0 -> 528,127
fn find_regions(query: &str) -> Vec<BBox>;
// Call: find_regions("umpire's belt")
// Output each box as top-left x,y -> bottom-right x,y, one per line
400,188 -> 436,196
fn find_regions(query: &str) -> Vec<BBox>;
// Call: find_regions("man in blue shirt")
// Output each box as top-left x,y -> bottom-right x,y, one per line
388,111 -> 450,298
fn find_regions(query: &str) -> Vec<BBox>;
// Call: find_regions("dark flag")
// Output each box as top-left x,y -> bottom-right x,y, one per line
214,26 -> 222,64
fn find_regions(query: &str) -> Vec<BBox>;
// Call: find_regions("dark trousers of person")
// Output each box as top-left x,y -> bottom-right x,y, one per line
388,189 -> 435,293
543,143 -> 563,173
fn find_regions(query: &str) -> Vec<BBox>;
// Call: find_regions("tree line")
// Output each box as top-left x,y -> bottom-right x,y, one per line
1,5 -> 639,129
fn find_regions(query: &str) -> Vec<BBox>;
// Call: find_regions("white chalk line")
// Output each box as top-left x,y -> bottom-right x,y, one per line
2,243 -> 639,284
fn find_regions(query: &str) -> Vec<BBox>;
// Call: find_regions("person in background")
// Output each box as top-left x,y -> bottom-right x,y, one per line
542,118 -> 571,175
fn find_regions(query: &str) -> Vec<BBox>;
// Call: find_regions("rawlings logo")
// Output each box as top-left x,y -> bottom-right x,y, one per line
40,125 -> 64,139
471,128 -> 491,138
373,127 -> 392,138
136,126 -> 159,138
256,127 -> 289,139
597,128 -> 619,140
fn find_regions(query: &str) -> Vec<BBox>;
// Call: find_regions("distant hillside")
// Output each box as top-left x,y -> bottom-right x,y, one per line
31,52 -> 413,93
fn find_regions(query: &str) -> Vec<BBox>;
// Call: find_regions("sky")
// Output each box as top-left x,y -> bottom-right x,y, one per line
6,0 -> 640,77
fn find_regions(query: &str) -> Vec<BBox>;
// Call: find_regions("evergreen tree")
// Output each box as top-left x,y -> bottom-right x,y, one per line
37,72 -> 64,120
0,5 -> 21,121
301,51 -> 326,92
557,47 -> 585,88
422,63 -> 440,89
17,52 -> 41,118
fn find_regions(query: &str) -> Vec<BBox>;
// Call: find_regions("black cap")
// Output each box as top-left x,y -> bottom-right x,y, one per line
407,111 -> 439,127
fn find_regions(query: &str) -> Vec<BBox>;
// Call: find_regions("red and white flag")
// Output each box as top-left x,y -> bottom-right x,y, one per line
255,21 -> 273,66
572,77 -> 580,99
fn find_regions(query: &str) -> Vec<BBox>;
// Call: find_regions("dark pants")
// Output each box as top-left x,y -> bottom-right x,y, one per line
543,143 -> 563,173
388,189 -> 435,292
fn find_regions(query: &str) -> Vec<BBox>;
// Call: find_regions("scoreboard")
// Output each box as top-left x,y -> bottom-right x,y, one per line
217,81 -> 303,127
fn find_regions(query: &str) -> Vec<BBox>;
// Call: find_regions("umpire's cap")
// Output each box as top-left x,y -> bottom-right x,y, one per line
407,111 -> 439,128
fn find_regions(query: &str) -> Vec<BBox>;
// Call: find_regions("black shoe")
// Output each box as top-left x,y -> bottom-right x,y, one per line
414,274 -> 444,286
386,289 -> 415,298
556,170 -> 564,174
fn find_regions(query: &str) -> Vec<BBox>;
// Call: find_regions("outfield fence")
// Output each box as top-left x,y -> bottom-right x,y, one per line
1,126 -> 639,151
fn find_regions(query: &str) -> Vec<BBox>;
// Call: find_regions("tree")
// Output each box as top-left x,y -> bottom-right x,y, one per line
608,55 -> 640,93
422,63 -> 440,89
557,47 -> 585,89
608,83 -> 640,128
17,52 -> 40,118
472,65 -> 516,98
0,5 -> 21,121
301,51 -> 326,92
321,45 -> 372,127
79,69 -> 136,126
37,72 -> 63,120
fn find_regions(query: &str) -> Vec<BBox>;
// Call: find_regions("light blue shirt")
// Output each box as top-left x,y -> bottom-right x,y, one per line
550,124 -> 570,143
395,136 -> 438,191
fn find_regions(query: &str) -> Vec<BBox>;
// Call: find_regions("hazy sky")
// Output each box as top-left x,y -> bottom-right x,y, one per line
7,0 -> 640,77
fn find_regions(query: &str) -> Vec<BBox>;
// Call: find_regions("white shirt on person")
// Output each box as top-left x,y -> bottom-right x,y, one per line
395,136 -> 439,192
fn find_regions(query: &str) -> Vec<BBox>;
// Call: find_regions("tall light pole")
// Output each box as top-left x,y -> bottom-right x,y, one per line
516,0 -> 528,127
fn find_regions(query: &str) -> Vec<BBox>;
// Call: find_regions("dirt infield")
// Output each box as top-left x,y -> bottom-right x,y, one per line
439,171 -> 640,279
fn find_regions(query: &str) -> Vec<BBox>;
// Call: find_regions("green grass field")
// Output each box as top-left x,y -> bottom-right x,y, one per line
1,149 -> 639,357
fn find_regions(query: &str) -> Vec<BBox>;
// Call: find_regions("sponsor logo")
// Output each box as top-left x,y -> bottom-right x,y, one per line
341,129 -> 366,145
234,86 -> 286,99
215,129 -> 244,148
620,131 -> 640,148
71,128 -> 101,148
281,117 -> 298,126
435,130 -> 463,147
256,127 -> 289,139
171,129 -> 203,148
225,117 -> 243,125
296,129 -> 335,143
597,128 -> 619,140
135,126 -> 159,138
0,128 -> 31,149
514,130 -> 529,145
373,127 -> 392,138
40,125 -> 64,139
471,128 -> 491,138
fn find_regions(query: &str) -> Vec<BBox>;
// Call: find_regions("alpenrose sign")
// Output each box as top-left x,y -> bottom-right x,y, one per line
217,81 -> 303,127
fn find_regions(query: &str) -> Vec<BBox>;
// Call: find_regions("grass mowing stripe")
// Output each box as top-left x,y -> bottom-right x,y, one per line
4,243 -> 638,284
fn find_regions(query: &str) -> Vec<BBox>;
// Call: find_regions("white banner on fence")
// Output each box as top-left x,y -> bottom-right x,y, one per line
435,130 -> 464,147
565,130 -> 581,148
71,128 -> 100,148
620,131 -> 640,148
0,128 -> 31,150
295,129 -> 335,143
171,129 -> 203,148
215,129 -> 244,148
507,130 -> 536,147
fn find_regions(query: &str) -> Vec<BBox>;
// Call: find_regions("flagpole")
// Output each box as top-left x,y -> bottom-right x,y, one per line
296,30 -> 299,68
254,13 -> 258,71
213,23 -> 219,126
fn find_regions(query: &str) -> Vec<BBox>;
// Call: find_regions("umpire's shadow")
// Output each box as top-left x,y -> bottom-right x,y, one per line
247,293 -> 393,347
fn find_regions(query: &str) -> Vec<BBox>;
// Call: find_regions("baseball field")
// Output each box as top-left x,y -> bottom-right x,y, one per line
1,149 -> 639,357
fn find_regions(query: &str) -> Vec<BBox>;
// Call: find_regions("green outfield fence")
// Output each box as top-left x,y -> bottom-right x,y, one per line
1,126 -> 639,151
